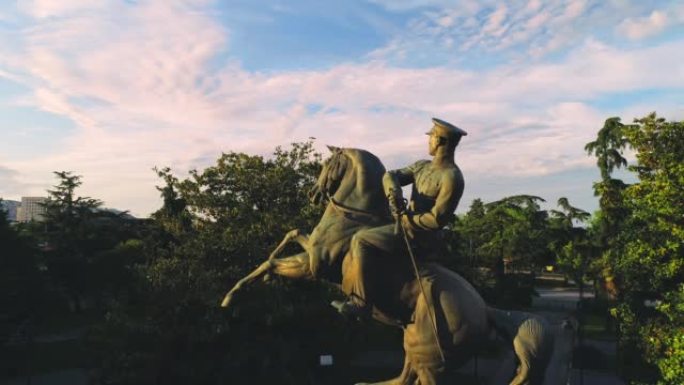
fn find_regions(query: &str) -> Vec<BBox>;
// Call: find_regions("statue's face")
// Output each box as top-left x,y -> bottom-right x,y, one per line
428,132 -> 440,156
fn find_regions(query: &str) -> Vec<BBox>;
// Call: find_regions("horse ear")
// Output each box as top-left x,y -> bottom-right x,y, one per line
326,145 -> 341,153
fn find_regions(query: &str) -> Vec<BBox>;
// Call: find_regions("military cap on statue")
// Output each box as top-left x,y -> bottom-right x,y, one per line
426,118 -> 468,141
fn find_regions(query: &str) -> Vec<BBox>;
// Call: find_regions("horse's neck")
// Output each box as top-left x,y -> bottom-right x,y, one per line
332,168 -> 388,216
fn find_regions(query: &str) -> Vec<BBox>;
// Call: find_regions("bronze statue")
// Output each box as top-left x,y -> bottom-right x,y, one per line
332,118 -> 466,320
221,118 -> 555,384
487,307 -> 554,385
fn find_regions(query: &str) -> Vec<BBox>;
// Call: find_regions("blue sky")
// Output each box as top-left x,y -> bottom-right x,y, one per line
1,0 -> 683,217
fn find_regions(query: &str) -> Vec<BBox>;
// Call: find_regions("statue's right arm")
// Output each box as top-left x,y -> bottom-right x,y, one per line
382,165 -> 415,199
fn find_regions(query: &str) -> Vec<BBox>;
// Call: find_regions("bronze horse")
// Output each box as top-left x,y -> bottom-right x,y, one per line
221,146 -> 493,384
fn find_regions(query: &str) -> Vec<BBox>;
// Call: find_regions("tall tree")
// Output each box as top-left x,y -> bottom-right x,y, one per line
584,118 -> 631,255
42,171 -> 103,312
549,197 -> 593,294
587,113 -> 684,383
617,114 -> 684,384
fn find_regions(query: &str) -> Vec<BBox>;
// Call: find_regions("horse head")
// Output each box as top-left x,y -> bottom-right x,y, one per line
308,146 -> 389,218
308,145 -> 345,205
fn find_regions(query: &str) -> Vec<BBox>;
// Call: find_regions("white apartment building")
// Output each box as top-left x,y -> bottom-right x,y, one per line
17,197 -> 47,222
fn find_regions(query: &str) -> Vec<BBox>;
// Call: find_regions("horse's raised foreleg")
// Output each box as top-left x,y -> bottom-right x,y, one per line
268,229 -> 310,261
221,229 -> 311,308
221,252 -> 312,308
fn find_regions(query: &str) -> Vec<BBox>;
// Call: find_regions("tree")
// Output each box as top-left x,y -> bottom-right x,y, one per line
91,141 -> 373,385
549,197 -> 593,294
41,171 -> 140,312
464,195 -> 550,306
617,114 -> 684,384
483,195 -> 549,271
584,118 -> 631,292
449,199 -> 489,285
0,200 -> 44,344
586,113 -> 684,384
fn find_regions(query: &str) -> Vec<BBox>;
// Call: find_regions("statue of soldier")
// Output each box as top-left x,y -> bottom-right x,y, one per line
332,118 -> 467,319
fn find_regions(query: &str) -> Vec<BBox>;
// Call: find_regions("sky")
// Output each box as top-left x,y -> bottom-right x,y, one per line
1,0 -> 683,217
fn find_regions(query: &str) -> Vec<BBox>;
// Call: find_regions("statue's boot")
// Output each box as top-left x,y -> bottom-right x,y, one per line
331,299 -> 371,320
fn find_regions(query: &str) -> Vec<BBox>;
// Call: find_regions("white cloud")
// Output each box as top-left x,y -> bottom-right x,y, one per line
617,10 -> 668,40
367,0 -> 475,12
525,10 -> 550,30
559,0 -> 586,21
1,0 -> 683,215
482,4 -> 508,36
367,0 -> 683,65
525,0 -> 542,13
17,0 -> 112,19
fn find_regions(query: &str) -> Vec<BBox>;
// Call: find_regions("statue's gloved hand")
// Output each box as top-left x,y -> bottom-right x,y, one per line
388,188 -> 406,215
400,214 -> 415,239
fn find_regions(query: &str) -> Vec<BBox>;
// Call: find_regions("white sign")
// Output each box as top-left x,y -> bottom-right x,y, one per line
319,355 -> 333,366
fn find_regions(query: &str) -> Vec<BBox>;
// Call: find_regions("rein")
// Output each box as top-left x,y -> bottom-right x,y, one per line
326,194 -> 389,224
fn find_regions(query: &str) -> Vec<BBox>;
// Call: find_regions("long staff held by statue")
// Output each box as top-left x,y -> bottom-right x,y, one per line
393,197 -> 446,363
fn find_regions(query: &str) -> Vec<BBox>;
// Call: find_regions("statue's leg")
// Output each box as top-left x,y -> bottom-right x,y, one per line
343,224 -> 396,302
221,252 -> 310,308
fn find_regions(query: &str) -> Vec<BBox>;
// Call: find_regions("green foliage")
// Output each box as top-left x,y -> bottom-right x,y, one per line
0,199 -> 45,344
584,117 -> 628,180
548,197 -> 595,287
587,113 -> 684,384
482,195 -> 550,276
452,195 -> 551,306
41,171 -> 144,312
90,141 -> 379,384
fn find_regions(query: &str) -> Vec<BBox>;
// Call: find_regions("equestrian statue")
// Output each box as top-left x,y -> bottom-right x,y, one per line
221,118 -> 555,385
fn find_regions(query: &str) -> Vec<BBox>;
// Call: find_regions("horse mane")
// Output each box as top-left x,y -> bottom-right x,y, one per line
320,147 -> 389,222
323,148 -> 385,190
323,150 -> 350,193
341,147 -> 386,189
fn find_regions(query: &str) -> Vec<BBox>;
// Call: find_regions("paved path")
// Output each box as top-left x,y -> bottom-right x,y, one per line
533,287 -> 594,310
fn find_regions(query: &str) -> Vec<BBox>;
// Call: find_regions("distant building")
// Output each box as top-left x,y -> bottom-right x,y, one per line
1,200 -> 21,222
17,197 -> 47,222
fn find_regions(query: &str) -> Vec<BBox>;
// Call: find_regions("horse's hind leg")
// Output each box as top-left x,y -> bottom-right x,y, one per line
221,252 -> 311,308
355,355 -> 417,385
